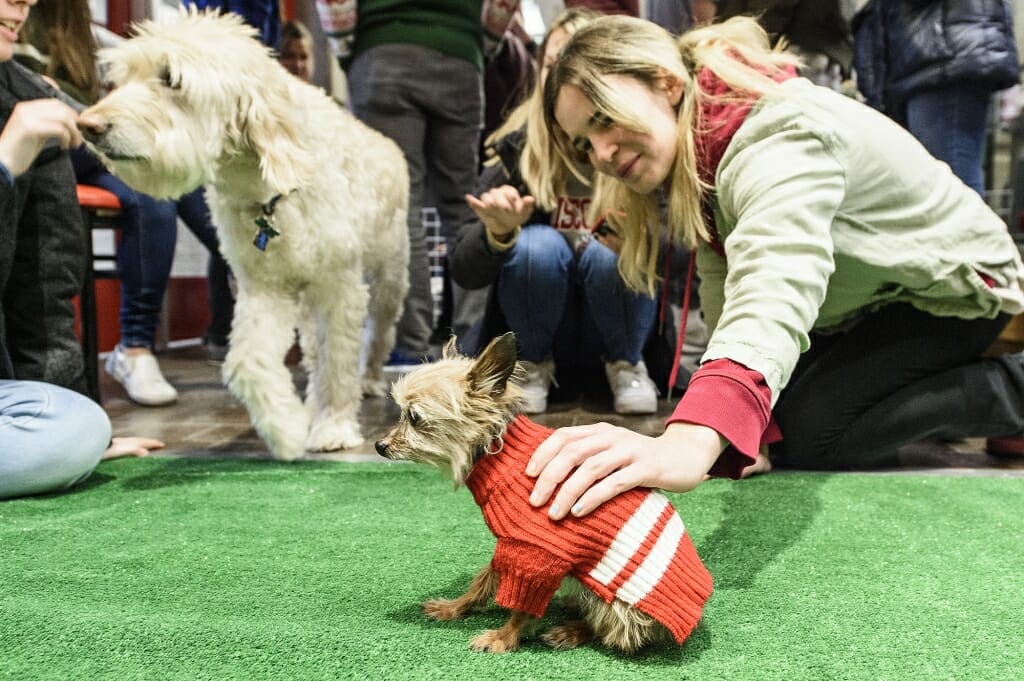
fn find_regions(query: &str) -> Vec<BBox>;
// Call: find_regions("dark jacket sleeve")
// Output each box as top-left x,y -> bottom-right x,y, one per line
448,131 -> 550,291
450,162 -> 520,291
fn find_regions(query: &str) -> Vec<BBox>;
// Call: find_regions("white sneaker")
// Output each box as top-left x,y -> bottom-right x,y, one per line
105,345 -> 178,406
518,358 -> 556,414
605,359 -> 658,414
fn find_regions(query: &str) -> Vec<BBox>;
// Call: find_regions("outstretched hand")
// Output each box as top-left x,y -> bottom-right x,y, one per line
102,437 -> 166,460
524,422 -> 725,520
0,99 -> 81,178
465,185 -> 536,242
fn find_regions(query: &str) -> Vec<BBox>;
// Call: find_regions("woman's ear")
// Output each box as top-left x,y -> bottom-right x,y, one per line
658,73 -> 685,107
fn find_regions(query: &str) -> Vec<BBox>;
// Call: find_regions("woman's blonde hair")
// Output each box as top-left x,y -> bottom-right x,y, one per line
542,15 -> 798,294
484,7 -> 602,211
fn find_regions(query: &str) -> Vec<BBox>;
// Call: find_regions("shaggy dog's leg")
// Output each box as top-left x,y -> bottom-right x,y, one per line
362,210 -> 410,397
296,299 -> 320,423
222,286 -> 309,461
303,274 -> 367,451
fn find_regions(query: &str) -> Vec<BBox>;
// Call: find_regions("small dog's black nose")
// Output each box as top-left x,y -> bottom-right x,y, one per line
374,440 -> 389,458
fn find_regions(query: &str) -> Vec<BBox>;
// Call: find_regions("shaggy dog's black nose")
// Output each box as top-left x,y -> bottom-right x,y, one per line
374,440 -> 389,457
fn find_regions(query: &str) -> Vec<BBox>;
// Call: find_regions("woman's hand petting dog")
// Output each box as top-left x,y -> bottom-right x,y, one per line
526,421 -> 726,520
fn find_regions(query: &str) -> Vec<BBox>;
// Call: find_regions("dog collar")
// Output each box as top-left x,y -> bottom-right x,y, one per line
253,193 -> 285,251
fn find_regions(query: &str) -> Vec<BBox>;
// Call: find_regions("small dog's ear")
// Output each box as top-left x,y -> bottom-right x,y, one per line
442,336 -> 460,360
468,333 -> 518,398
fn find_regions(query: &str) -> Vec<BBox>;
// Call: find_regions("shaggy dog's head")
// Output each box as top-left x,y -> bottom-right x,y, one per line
77,9 -> 308,199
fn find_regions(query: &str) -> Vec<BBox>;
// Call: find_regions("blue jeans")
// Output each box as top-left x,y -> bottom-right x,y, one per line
75,146 -> 231,348
497,225 -> 657,366
0,380 -> 111,500
348,43 -> 484,355
177,188 -> 234,346
905,84 -> 992,195
73,149 -> 178,349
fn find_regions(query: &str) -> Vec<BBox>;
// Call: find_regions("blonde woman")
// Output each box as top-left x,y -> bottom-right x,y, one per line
525,15 -> 1024,519
451,8 -> 660,415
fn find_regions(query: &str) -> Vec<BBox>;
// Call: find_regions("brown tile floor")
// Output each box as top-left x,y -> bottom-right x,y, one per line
102,343 -> 1024,477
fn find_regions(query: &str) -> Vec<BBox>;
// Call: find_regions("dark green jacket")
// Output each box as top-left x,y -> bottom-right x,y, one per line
350,0 -> 484,70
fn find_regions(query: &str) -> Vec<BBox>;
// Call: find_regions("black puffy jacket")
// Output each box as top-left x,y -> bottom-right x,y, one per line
853,0 -> 1019,115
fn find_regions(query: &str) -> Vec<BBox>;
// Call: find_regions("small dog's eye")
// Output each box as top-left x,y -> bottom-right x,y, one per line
158,66 -> 180,90
407,409 -> 421,428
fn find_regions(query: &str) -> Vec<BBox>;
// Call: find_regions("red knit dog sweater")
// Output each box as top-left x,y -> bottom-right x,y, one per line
465,415 -> 713,644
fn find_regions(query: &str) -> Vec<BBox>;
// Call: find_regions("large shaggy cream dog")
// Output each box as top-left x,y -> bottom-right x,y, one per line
77,11 -> 410,461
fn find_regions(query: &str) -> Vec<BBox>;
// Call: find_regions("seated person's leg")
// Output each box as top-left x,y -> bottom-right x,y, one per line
176,187 -> 234,361
89,173 -> 179,406
0,379 -> 111,500
578,240 -> 659,414
496,225 -> 574,413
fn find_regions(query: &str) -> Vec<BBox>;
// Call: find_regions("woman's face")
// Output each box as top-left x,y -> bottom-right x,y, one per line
0,0 -> 34,63
554,74 -> 682,195
540,27 -> 570,86
278,38 -> 311,81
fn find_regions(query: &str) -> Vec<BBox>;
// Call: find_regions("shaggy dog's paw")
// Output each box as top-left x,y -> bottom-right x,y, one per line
469,630 -> 519,654
423,598 -> 467,621
306,419 -> 364,451
541,622 -> 593,649
258,414 -> 311,461
264,430 -> 308,462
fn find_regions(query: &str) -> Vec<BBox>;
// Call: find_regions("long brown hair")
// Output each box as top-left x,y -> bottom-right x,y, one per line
25,0 -> 100,102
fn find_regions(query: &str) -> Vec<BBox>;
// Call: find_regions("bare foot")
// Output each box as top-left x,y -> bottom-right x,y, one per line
704,447 -> 772,481
102,437 -> 165,460
740,451 -> 772,478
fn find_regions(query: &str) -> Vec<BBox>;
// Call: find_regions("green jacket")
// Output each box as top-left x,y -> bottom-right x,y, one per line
351,0 -> 484,70
698,78 -> 1024,401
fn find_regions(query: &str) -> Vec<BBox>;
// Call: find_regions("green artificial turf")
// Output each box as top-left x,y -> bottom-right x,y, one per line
1,457 -> 1021,681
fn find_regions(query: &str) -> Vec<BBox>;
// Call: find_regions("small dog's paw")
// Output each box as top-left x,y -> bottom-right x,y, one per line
541,622 -> 592,650
469,630 -> 519,654
306,419 -> 363,452
422,598 -> 465,621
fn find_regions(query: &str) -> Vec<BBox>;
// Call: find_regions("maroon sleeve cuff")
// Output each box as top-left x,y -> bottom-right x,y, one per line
666,359 -> 778,479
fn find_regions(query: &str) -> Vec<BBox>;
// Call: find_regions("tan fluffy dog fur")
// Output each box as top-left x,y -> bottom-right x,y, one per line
376,334 -> 672,653
77,11 -> 409,460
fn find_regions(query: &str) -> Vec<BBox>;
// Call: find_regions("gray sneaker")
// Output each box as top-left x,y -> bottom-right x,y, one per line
605,359 -> 658,414
518,358 -> 556,414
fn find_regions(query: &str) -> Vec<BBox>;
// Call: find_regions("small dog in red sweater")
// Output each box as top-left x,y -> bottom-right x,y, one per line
375,333 -> 713,654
